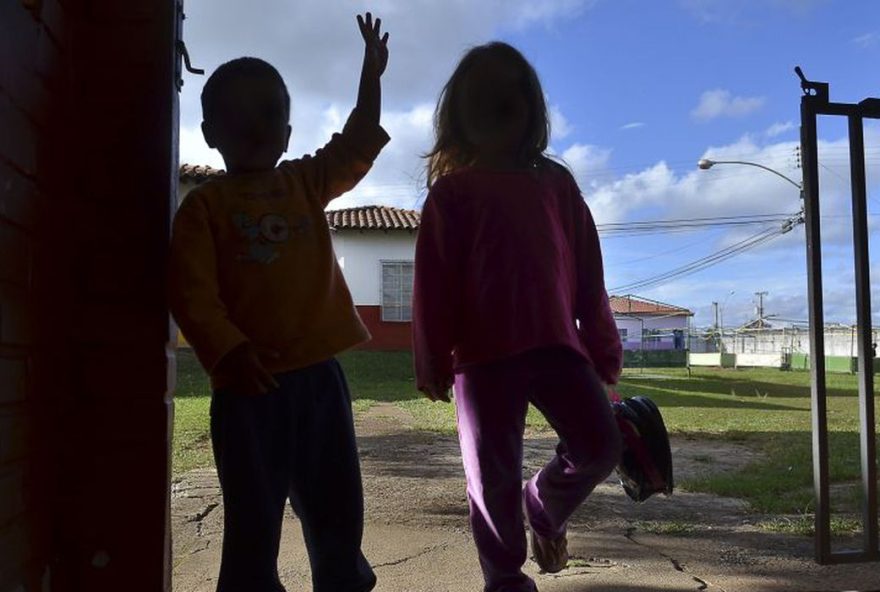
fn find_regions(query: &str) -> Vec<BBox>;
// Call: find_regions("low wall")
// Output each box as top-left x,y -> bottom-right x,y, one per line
736,353 -> 787,369
790,354 -> 880,374
689,353 -> 736,368
624,349 -> 687,368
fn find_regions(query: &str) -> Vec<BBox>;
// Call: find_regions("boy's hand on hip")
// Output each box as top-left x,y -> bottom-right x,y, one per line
216,342 -> 280,396
357,12 -> 389,76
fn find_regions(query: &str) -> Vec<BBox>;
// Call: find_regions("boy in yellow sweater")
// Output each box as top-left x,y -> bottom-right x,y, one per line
168,13 -> 389,592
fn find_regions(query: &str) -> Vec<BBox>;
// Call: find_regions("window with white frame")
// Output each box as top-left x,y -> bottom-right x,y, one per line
618,328 -> 628,342
381,261 -> 414,322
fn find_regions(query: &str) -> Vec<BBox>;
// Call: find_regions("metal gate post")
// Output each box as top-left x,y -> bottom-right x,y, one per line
797,67 -> 880,564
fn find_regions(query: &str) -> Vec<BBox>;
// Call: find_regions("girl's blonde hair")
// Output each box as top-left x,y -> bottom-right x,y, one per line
424,42 -> 553,188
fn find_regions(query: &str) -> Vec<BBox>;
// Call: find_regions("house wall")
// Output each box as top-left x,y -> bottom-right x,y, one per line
331,230 -> 416,350
614,315 -> 690,350
356,306 -> 413,350
331,229 -> 416,304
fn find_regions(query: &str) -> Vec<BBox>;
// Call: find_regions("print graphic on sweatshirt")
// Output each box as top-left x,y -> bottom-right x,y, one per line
232,212 -> 312,264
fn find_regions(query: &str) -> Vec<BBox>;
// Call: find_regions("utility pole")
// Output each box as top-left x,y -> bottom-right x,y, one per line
755,291 -> 769,322
712,301 -> 720,351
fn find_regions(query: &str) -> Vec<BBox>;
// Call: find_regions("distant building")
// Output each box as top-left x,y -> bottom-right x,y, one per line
326,206 -> 418,350
609,295 -> 693,351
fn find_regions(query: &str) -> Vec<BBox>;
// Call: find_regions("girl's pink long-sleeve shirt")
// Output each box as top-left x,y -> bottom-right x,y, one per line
412,165 -> 622,391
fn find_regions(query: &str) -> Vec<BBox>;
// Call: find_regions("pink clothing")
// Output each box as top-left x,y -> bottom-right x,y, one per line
453,346 -> 622,591
412,165 -> 622,391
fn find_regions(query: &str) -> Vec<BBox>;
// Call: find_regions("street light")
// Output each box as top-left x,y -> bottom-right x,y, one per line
697,158 -> 803,190
697,157 -> 805,220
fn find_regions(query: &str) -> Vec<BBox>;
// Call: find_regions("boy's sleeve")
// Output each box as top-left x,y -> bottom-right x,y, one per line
285,109 -> 390,209
572,188 -> 623,385
412,184 -> 458,392
168,194 -> 249,374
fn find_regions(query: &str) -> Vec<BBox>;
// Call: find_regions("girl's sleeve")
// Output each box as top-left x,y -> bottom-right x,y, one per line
572,188 -> 623,385
168,194 -> 249,373
412,184 -> 458,392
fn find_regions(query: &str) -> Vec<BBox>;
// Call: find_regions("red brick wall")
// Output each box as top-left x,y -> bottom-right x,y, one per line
0,1 -> 68,589
1,1 -> 177,590
355,306 -> 413,350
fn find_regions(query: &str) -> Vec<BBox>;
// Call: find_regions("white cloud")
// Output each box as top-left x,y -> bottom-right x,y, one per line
177,0 -> 599,209
179,125 -> 224,169
179,0 -> 600,121
332,103 -> 436,210
680,0 -> 826,24
852,31 -> 880,48
589,128 -> 880,325
509,0 -> 598,28
557,143 -> 612,192
549,103 -> 573,141
691,89 -> 765,122
765,121 -> 795,137
620,122 -> 645,130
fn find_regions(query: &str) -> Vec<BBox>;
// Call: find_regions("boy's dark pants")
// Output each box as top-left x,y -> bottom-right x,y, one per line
209,358 -> 376,592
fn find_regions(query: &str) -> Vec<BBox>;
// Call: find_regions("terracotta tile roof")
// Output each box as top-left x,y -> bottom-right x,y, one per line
326,206 -> 420,231
610,295 -> 692,316
180,163 -> 225,183
178,165 -> 420,231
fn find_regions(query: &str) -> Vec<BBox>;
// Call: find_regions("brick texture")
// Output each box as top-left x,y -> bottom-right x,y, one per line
1,1 -> 177,590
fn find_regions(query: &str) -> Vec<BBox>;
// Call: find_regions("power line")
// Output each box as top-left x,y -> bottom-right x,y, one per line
609,213 -> 803,293
610,233 -> 720,266
597,213 -> 795,237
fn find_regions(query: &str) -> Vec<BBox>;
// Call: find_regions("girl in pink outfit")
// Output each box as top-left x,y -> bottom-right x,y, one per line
412,42 -> 623,592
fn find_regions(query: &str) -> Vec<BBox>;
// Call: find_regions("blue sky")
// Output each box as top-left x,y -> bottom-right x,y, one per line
178,0 -> 880,329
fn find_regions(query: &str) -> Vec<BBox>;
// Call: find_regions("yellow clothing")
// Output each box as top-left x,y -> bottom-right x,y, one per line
169,111 -> 390,388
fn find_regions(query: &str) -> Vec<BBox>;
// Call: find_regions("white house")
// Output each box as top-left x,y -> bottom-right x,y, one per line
178,165 -> 694,351
609,295 -> 693,351
326,206 -> 418,350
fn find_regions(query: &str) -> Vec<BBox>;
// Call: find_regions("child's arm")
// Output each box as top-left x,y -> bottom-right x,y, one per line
412,186 -> 458,401
288,13 -> 390,208
572,193 -> 623,385
355,12 -> 388,125
169,195 -> 277,394
169,196 -> 247,371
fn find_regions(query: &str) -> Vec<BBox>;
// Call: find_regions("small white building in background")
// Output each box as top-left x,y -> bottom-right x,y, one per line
326,206 -> 418,350
609,295 -> 693,351
178,165 -> 695,351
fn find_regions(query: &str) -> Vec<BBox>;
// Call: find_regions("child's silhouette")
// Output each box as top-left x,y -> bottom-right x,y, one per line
169,13 -> 389,592
413,42 -> 623,592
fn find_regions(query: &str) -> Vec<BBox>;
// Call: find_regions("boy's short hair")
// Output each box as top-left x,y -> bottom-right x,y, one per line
201,57 -> 291,123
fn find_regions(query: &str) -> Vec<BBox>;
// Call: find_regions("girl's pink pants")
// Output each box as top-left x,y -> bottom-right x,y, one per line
453,346 -> 622,592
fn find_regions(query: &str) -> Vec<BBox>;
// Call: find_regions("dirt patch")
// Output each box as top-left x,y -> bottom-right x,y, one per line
352,403 -> 760,531
173,402 -> 880,591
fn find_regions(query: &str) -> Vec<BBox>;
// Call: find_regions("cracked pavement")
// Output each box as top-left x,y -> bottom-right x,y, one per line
171,403 -> 880,591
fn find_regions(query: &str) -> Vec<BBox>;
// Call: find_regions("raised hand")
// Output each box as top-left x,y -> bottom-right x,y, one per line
357,12 -> 389,77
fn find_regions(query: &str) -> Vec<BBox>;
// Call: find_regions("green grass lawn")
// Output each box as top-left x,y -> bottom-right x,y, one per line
172,349 -> 879,530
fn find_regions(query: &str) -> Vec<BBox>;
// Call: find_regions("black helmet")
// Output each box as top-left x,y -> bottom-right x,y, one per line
612,395 -> 674,502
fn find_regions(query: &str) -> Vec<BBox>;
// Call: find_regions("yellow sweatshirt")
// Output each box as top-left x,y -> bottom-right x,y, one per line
169,111 -> 390,388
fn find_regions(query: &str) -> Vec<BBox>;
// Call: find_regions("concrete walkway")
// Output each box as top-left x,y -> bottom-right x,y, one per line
171,404 -> 880,592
